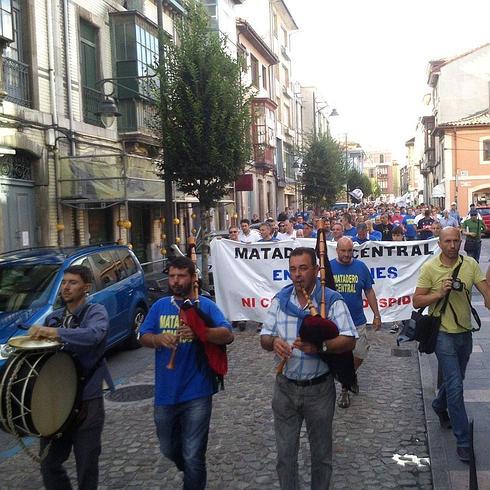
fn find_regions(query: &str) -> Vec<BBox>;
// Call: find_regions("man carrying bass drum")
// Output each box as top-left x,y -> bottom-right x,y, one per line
29,265 -> 111,490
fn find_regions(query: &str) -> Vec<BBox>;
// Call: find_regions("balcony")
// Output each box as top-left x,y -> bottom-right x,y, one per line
3,57 -> 31,108
82,87 -> 104,127
253,144 -> 275,172
59,153 -> 165,203
117,98 -> 158,142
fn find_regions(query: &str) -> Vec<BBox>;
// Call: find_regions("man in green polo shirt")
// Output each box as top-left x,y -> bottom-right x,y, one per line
461,209 -> 486,263
413,227 -> 490,462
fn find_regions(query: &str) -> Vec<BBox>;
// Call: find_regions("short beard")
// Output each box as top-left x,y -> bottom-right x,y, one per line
170,283 -> 193,298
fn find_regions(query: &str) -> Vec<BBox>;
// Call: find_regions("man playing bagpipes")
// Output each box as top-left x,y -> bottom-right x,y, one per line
260,246 -> 358,489
140,256 -> 233,490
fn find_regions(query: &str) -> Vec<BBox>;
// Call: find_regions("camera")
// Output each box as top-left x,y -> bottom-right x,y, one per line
451,278 -> 464,292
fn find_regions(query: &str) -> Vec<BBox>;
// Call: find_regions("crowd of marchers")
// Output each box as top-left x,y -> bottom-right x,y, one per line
230,200 -> 486,262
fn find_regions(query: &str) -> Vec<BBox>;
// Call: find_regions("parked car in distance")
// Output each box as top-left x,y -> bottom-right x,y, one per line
475,206 -> 490,236
0,244 -> 149,370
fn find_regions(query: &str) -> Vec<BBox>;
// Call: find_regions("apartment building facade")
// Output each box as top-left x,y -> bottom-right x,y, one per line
421,43 -> 490,212
0,0 -> 190,262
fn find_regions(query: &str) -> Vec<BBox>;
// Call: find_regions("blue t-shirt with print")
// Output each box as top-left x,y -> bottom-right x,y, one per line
330,258 -> 374,326
402,215 -> 417,238
139,296 -> 231,406
343,226 -> 357,238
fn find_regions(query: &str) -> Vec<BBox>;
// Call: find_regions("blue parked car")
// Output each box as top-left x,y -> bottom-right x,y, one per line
0,244 -> 149,369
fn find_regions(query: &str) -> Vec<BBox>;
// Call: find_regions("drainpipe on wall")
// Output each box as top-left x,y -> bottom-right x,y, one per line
46,0 -> 64,246
62,0 -> 79,245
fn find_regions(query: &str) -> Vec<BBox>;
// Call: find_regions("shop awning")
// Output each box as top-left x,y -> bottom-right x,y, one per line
432,184 -> 445,198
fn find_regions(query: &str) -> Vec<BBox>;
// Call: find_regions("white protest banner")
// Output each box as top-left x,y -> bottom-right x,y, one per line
210,238 -> 440,324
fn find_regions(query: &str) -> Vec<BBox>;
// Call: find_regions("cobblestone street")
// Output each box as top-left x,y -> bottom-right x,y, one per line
0,325 -> 431,489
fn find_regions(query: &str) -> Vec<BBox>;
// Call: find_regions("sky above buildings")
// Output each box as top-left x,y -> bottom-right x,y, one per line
287,0 -> 490,163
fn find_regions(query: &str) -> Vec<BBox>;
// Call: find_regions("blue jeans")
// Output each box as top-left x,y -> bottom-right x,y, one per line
154,396 -> 212,490
432,331 -> 472,447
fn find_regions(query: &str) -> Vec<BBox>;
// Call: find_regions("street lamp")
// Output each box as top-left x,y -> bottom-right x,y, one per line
95,96 -> 121,129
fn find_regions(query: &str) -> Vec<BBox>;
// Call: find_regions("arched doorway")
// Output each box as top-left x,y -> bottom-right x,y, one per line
0,150 -> 37,251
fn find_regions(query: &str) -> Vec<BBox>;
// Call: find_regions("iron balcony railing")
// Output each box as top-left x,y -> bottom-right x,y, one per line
3,57 -> 31,108
82,86 -> 104,127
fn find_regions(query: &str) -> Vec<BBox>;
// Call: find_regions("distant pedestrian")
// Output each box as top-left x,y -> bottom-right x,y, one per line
251,213 -> 261,224
276,219 -> 297,240
303,221 -> 317,238
341,213 -> 357,237
227,225 -> 240,241
365,220 -> 382,240
439,209 -> 459,228
238,219 -> 260,243
140,257 -> 233,489
330,223 -> 344,242
391,225 -> 405,241
461,210 -> 486,263
258,222 -> 278,242
330,237 -> 382,408
374,214 -> 394,240
417,210 -> 435,240
449,202 -> 461,224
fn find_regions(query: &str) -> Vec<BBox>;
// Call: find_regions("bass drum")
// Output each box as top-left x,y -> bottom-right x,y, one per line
0,350 -> 80,437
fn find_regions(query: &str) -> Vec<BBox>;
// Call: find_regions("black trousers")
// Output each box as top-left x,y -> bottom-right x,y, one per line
40,397 -> 104,490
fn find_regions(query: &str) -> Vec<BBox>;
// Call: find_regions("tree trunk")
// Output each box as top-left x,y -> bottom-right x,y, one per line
200,206 -> 211,291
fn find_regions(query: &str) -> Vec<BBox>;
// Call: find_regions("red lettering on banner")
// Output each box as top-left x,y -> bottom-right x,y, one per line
260,297 -> 271,308
242,297 -> 256,307
375,296 -> 412,308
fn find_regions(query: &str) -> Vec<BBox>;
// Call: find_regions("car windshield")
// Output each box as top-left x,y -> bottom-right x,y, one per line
0,264 -> 60,312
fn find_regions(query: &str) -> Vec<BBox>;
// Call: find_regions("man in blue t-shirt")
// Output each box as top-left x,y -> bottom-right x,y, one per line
402,208 -> 418,241
330,237 -> 382,408
140,257 -> 233,490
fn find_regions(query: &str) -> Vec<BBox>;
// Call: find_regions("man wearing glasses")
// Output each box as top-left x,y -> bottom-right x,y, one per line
227,226 -> 240,241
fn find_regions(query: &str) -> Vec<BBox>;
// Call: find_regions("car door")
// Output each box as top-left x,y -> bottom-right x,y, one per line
84,250 -> 129,345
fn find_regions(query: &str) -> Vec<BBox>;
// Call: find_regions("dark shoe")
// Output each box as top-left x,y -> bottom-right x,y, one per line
350,376 -> 359,395
434,408 -> 452,429
337,389 -> 350,408
457,446 -> 471,463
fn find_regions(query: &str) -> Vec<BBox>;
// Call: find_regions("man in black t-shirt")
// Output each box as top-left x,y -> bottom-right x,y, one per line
373,214 -> 393,240
417,210 -> 435,240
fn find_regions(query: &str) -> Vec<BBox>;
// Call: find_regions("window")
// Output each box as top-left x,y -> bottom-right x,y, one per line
80,19 -> 102,126
281,27 -> 288,48
284,103 -> 291,127
483,139 -> 490,161
272,12 -> 278,38
135,24 -> 158,97
379,154 -> 384,163
202,0 -> 218,29
262,65 -> 267,90
3,0 -> 31,107
0,0 -> 13,42
90,252 -> 119,289
282,65 -> 289,88
250,54 -> 259,89
115,248 -> 138,277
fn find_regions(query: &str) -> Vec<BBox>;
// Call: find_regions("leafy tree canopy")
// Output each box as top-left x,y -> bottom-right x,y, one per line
155,0 -> 251,210
301,134 -> 346,209
347,168 -> 372,198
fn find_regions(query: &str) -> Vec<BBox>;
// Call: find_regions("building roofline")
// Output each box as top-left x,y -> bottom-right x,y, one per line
273,0 -> 299,31
237,19 -> 279,64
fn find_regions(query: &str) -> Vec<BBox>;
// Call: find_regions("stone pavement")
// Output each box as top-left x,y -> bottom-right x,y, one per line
420,293 -> 490,490
0,325 -> 432,489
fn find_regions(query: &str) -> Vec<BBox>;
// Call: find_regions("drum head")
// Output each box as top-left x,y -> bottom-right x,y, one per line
8,336 -> 61,350
31,352 -> 78,436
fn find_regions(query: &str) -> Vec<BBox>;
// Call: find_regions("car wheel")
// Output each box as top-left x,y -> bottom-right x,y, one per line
124,306 -> 146,350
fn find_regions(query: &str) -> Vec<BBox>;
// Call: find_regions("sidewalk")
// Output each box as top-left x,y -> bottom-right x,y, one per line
419,309 -> 490,489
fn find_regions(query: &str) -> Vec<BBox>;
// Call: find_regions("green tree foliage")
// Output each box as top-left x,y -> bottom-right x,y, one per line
347,168 -> 372,198
301,134 -> 346,209
154,1 -> 251,287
